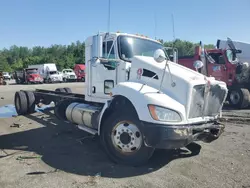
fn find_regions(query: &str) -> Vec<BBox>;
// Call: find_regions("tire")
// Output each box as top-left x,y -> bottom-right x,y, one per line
14,91 -> 28,115
54,99 -> 73,120
228,87 -> 250,109
55,88 -> 66,93
63,78 -> 67,82
100,111 -> 155,166
82,77 -> 85,82
63,87 -> 72,93
24,91 -> 36,113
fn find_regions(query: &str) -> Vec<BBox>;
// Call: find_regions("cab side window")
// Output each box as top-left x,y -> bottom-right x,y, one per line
208,53 -> 225,65
102,41 -> 115,59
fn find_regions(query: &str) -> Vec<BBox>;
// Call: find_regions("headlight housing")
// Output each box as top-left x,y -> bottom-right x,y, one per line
148,105 -> 182,122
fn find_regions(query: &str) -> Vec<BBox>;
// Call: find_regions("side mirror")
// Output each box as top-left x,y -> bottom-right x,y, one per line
193,60 -> 204,70
92,34 -> 103,58
154,49 -> 166,63
200,41 -> 205,58
173,48 -> 178,63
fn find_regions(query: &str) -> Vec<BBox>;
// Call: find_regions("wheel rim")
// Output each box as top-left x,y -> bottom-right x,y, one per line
111,121 -> 142,154
230,91 -> 240,105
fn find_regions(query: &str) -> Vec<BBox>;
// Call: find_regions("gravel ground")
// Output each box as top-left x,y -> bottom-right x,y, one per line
0,81 -> 250,188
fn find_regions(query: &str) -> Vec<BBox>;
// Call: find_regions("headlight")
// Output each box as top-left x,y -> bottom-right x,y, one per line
148,105 -> 182,122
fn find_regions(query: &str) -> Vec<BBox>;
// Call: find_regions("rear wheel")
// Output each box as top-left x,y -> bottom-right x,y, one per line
54,99 -> 73,120
55,88 -> 66,93
228,88 -> 250,109
14,91 -> 28,115
101,111 -> 154,166
63,87 -> 72,93
24,91 -> 36,113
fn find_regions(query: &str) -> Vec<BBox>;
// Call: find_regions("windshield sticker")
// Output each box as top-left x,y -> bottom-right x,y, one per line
212,65 -> 221,72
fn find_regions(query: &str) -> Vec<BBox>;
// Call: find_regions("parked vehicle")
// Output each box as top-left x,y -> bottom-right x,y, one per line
74,64 -> 86,82
62,69 -> 77,82
28,64 -> 63,83
0,72 -> 7,85
177,38 -> 250,109
14,31 -> 228,166
14,68 -> 43,84
2,72 -> 11,80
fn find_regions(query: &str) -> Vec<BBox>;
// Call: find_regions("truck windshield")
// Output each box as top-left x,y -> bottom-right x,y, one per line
118,35 -> 163,62
49,71 -> 57,75
26,70 -> 37,74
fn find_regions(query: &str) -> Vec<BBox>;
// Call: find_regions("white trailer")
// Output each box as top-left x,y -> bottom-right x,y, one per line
14,32 -> 228,166
216,38 -> 250,63
28,63 -> 63,83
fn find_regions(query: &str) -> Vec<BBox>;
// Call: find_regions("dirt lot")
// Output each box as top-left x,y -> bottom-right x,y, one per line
0,81 -> 250,188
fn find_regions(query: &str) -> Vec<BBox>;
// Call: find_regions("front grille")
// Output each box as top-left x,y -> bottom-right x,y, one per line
189,84 -> 226,119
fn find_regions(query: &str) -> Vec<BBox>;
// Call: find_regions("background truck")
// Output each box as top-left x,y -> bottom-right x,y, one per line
2,72 -> 11,80
62,68 -> 77,82
28,63 -> 63,83
14,68 -> 43,84
74,64 -> 86,82
14,31 -> 228,166
177,38 -> 250,109
0,72 -> 7,85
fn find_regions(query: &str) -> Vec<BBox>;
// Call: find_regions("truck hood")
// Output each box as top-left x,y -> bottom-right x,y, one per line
50,74 -> 62,78
65,72 -> 76,76
29,74 -> 41,78
129,56 -> 227,113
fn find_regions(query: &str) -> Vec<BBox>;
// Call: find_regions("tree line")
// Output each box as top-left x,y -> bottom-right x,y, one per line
0,39 -> 214,72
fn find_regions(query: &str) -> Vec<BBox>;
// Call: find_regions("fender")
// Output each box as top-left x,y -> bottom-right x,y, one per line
97,81 -> 186,135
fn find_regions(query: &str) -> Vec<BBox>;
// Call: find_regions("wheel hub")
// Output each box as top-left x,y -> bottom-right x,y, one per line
111,122 -> 142,154
120,132 -> 131,145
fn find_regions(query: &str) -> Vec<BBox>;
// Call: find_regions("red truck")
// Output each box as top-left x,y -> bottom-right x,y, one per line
177,38 -> 249,109
74,64 -> 85,82
14,68 -> 44,84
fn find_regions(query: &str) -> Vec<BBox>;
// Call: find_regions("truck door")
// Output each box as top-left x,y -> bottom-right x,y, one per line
90,40 -> 120,99
207,52 -> 228,82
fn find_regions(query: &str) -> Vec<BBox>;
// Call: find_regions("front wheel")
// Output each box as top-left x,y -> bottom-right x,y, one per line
228,88 -> 250,109
101,112 -> 154,166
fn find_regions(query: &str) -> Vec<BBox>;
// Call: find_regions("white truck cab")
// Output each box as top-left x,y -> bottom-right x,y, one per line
3,72 -> 11,80
62,69 -> 77,82
14,31 -> 228,166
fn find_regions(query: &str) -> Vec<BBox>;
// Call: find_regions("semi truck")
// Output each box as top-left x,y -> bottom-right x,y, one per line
178,38 -> 250,109
74,64 -> 86,82
14,32 -> 228,166
28,64 -> 63,83
62,68 -> 77,82
14,68 -> 43,84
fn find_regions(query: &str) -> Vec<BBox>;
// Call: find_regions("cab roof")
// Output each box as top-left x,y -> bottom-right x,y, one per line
96,31 -> 162,45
